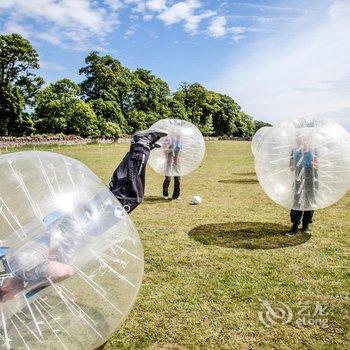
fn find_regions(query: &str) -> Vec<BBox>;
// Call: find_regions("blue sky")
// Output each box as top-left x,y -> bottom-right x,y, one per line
1,0 -> 349,129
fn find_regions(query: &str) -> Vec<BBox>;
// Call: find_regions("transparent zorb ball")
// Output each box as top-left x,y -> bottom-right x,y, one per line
148,119 -> 206,177
0,151 -> 143,350
251,126 -> 272,158
255,117 -> 350,210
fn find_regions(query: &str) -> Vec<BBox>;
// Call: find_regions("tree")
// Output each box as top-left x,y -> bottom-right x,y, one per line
80,53 -> 172,133
173,83 -> 215,135
253,120 -> 272,134
79,52 -> 130,131
234,113 -> 255,137
132,68 -> 171,115
211,94 -> 239,136
35,79 -> 99,137
0,33 -> 43,135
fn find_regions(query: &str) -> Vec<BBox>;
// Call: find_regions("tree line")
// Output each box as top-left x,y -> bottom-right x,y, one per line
0,34 -> 271,138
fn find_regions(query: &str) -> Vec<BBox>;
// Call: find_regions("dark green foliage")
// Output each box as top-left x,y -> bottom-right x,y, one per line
1,34 -> 268,138
173,84 -> 255,136
253,120 -> 273,134
35,79 -> 99,137
0,33 -> 43,136
79,54 -> 171,133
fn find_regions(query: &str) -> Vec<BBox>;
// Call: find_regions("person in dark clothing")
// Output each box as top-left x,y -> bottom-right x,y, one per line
287,133 -> 318,236
162,134 -> 182,200
109,129 -> 168,212
0,129 -> 167,302
163,176 -> 181,200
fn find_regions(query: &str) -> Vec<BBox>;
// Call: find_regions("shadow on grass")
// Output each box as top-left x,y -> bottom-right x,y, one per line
188,222 -> 310,250
232,172 -> 256,176
144,195 -> 168,204
219,179 -> 258,184
96,342 -> 107,350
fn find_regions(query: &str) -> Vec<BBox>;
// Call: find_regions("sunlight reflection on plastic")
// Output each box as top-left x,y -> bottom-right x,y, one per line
0,151 -> 143,350
255,117 -> 350,210
148,119 -> 206,176
251,126 -> 272,157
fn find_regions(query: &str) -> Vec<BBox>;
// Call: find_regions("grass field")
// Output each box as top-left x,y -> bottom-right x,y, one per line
1,141 -> 349,350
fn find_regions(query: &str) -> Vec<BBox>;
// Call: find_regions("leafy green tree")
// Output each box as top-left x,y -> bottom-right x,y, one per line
253,120 -> 272,133
97,117 -> 122,138
212,94 -> 239,136
173,83 -> 256,137
80,53 -> 172,133
0,33 -> 43,135
35,79 -> 99,137
132,68 -> 171,116
168,98 -> 187,120
79,52 -> 130,131
234,113 -> 255,137
127,110 -> 159,131
173,83 -> 215,135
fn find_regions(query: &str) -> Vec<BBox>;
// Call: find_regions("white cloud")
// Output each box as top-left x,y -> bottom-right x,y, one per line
233,2 -> 311,13
0,0 -> 113,33
210,0 -> 350,131
0,0 -> 119,49
157,0 -> 214,34
143,14 -> 153,21
2,21 -> 30,37
40,60 -> 66,71
124,0 -> 147,13
124,26 -> 137,38
208,16 -> 227,37
0,0 -> 233,47
104,0 -> 124,11
230,26 -> 247,41
35,32 -> 62,45
146,0 -> 167,12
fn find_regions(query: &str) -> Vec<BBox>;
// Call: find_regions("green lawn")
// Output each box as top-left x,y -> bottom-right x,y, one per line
1,141 -> 349,350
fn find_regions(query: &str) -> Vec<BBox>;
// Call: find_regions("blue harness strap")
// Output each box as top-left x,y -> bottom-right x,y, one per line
25,285 -> 49,299
0,247 -> 9,260
43,211 -> 62,228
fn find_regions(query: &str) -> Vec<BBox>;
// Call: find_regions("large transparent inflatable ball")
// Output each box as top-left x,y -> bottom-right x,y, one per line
255,117 -> 350,211
0,151 -> 143,350
148,119 -> 206,176
251,126 -> 272,157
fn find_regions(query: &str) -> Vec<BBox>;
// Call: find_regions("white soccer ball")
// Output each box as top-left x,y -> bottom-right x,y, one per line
192,195 -> 202,205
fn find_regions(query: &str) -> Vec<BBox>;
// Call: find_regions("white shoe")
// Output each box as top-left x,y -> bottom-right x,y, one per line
173,197 -> 182,200
163,196 -> 169,200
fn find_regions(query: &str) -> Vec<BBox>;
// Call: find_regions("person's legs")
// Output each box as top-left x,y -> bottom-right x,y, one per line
301,210 -> 314,233
290,209 -> 303,225
173,153 -> 181,176
172,176 -> 181,199
165,153 -> 173,175
163,176 -> 171,198
288,209 -> 303,235
109,130 -> 167,213
293,168 -> 302,209
110,143 -> 150,213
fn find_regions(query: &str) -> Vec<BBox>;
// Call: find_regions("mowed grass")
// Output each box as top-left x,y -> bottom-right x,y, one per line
1,141 -> 349,350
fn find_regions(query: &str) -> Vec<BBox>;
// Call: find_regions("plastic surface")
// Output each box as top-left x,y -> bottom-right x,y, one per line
255,117 -> 350,210
251,126 -> 272,157
0,151 -> 143,350
148,119 -> 205,176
